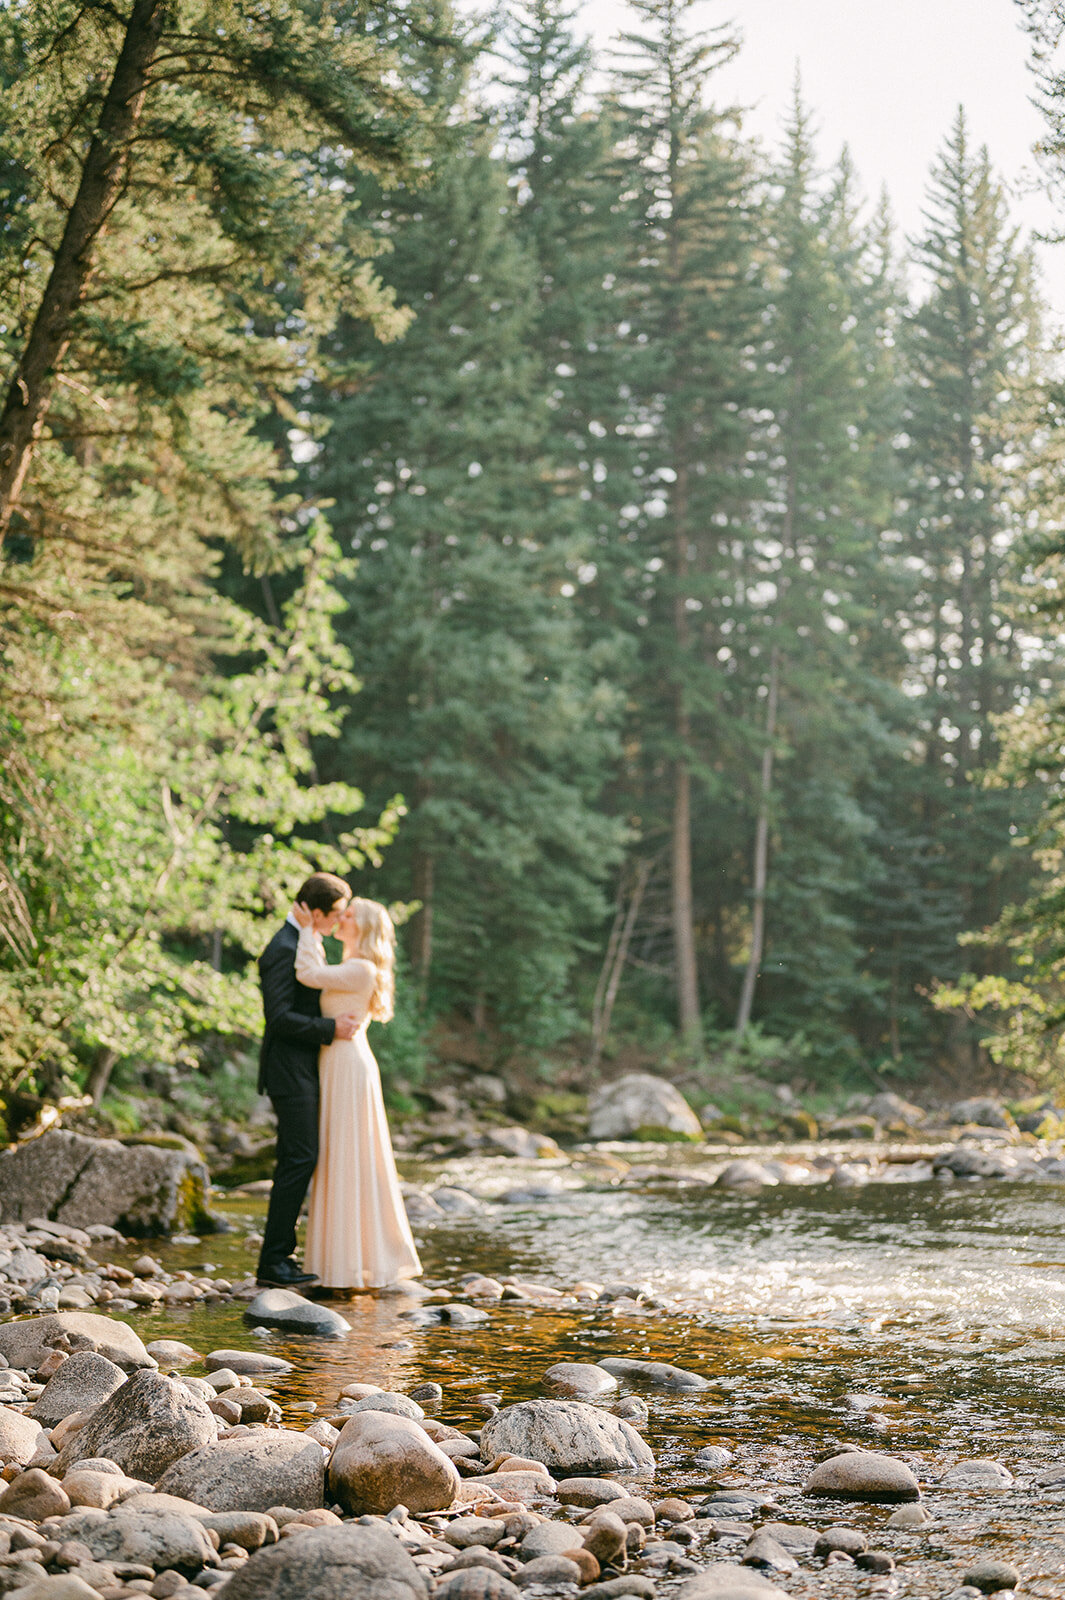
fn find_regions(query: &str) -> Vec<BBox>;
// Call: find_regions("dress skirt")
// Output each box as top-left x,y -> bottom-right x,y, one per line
303,1026 -> 421,1289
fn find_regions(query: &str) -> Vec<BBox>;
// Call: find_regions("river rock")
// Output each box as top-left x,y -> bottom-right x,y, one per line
962,1558 -> 1022,1593
65,1469 -> 152,1509
514,1554 -> 581,1587
437,1573 -> 522,1600
444,1517 -> 507,1549
864,1092 -> 925,1126
676,1565 -> 790,1598
0,1466 -> 71,1519
55,1370 -> 216,1481
519,1522 -> 584,1560
940,1458 -> 1014,1489
947,1097 -> 1013,1129
328,1410 -> 459,1515
199,1509 -> 278,1550
60,1505 -> 216,1572
0,1404 -> 44,1465
242,1289 -> 351,1337
590,1494 -> 654,1527
885,1502 -> 932,1528
0,1129 -> 214,1235
693,1446 -> 733,1469
146,1341 -> 200,1369
598,1356 -> 710,1391
0,1313 -> 154,1374
205,1349 -> 292,1375
813,1526 -> 867,1555
31,1351 -> 127,1428
342,1392 -> 425,1421
742,1531 -> 797,1572
485,1127 -> 561,1159
588,1074 -> 702,1141
480,1401 -> 654,1476
933,1147 -> 1018,1179
715,1161 -> 778,1189
458,1471 -> 558,1502
803,1450 -> 920,1501
556,1478 -> 628,1507
220,1517 -> 427,1599
543,1364 -> 618,1400
156,1430 -> 325,1511
11,1579 -> 104,1600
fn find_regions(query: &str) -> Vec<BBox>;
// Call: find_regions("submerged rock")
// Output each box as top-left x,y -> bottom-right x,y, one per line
480,1399 -> 654,1476
947,1097 -> 1013,1129
597,1356 -> 710,1391
588,1074 -> 702,1141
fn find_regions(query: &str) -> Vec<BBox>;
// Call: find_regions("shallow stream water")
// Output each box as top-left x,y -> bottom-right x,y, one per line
109,1141 -> 1065,1597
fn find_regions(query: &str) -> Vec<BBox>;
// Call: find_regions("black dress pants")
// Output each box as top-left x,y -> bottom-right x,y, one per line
258,1092 -> 319,1270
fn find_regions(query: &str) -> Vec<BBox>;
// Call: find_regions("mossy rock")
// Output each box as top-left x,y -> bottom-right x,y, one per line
705,1114 -> 749,1137
778,1109 -> 819,1140
212,1144 -> 278,1189
633,1123 -> 702,1143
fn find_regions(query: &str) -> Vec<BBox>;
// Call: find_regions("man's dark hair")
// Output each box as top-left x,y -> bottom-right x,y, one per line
295,872 -> 350,913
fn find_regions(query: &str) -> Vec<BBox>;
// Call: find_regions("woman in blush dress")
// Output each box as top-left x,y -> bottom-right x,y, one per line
291,896 -> 421,1290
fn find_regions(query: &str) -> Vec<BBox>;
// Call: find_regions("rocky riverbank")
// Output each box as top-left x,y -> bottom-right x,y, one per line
0,1304 -> 1050,1600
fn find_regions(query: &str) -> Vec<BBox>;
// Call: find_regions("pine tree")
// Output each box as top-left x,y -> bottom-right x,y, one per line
604,0 -> 762,1039
896,110 -> 1047,972
310,120 -> 623,1049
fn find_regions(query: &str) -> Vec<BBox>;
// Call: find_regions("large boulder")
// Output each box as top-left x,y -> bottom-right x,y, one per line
32,1351 -> 127,1427
327,1411 -> 460,1515
588,1074 -> 702,1141
479,1400 -> 654,1476
0,1129 -> 216,1235
0,1313 -> 154,1374
215,1520 -> 427,1600
155,1429 -> 325,1512
242,1288 -> 351,1337
55,1371 -> 217,1481
49,1506 -> 216,1574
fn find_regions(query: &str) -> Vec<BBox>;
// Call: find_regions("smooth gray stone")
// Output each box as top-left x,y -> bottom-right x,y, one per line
242,1289 -> 351,1337
597,1357 -> 710,1391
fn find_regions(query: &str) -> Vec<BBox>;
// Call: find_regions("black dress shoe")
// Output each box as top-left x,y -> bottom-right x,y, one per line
256,1260 -> 319,1289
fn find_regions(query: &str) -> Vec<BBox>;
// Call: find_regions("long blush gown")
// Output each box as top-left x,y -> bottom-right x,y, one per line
295,927 -> 421,1289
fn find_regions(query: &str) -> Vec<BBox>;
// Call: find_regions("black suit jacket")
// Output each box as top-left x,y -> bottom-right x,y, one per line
257,921 -> 335,1097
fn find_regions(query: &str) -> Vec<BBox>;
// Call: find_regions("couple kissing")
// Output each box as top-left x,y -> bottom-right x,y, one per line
255,872 -> 421,1293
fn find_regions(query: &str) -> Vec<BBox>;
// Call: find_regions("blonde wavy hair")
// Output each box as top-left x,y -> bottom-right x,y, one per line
344,897 -> 395,1022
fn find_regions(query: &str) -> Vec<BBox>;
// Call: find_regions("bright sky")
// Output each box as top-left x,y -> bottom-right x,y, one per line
574,0 -> 1065,311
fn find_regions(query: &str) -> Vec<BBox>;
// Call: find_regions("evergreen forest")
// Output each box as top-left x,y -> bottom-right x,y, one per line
7,0 -> 1065,1130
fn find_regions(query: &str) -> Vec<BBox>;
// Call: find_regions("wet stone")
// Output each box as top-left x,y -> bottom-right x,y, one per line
940,1458 -> 1014,1489
555,1478 -> 628,1508
813,1527 -> 868,1556
886,1503 -> 933,1528
802,1450 -> 920,1501
597,1357 -> 710,1391
962,1560 -> 1022,1594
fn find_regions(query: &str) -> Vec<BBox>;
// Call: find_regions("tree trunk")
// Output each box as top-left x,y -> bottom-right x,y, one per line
671,451 -> 700,1037
409,849 -> 435,987
0,0 -> 168,536
590,859 -> 651,1069
735,646 -> 779,1036
85,1048 -> 118,1108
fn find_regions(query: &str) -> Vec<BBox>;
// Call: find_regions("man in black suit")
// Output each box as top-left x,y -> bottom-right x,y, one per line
256,871 -> 357,1288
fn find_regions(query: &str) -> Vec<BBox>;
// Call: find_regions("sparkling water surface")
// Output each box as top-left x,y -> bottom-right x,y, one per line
103,1143 -> 1065,1598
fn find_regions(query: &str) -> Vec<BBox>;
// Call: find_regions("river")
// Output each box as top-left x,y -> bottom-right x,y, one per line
106,1140 -> 1065,1597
